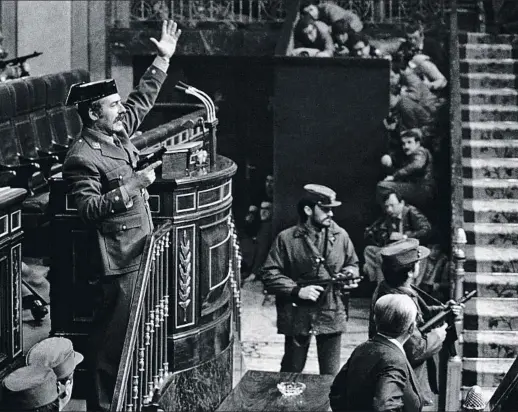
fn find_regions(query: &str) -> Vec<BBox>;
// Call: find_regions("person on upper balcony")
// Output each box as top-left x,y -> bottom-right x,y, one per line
347,31 -> 389,59
395,22 -> 446,76
392,60 -> 445,115
292,14 -> 335,57
62,20 -> 181,412
300,0 -> 363,33
331,19 -> 351,56
377,128 -> 435,212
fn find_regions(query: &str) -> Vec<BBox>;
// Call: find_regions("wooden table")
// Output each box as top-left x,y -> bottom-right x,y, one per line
216,370 -> 334,411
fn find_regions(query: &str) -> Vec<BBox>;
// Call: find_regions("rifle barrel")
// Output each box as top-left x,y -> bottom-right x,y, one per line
418,290 -> 477,334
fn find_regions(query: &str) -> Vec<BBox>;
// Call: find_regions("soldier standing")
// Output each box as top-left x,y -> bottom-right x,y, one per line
261,184 -> 360,374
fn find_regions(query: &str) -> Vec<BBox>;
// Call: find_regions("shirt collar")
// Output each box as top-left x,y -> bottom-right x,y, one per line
378,333 -> 406,355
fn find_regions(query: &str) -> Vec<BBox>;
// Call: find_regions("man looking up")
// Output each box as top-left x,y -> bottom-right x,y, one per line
261,184 -> 360,375
63,20 -> 181,412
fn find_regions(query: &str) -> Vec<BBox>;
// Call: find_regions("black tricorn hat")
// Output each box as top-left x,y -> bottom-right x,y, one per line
66,79 -> 118,106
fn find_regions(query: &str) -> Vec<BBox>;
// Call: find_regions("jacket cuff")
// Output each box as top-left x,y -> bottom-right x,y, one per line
291,286 -> 301,299
152,56 -> 170,74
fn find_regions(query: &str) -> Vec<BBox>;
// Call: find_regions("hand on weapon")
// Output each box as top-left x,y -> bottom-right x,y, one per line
298,285 -> 325,302
432,323 -> 448,343
334,270 -> 362,290
444,299 -> 464,320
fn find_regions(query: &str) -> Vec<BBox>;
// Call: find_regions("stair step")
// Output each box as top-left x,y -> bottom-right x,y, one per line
464,199 -> 518,224
462,88 -> 518,105
461,32 -> 518,45
460,43 -> 514,60
460,73 -> 516,89
465,222 -> 518,245
462,358 -> 515,387
461,59 -> 518,74
464,330 -> 518,358
462,104 -> 518,122
463,158 -> 518,179
465,245 -> 518,272
463,121 -> 518,140
465,272 -> 518,298
464,297 -> 518,331
464,178 -> 518,200
464,296 -> 518,317
463,139 -> 518,158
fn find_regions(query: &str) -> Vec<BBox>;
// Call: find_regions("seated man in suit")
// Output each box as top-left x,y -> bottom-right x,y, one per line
329,293 -> 422,412
377,128 -> 435,212
364,190 -> 431,284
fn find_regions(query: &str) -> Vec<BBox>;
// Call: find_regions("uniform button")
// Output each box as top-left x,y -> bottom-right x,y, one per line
114,196 -> 120,201
111,210 -> 115,213
119,175 -> 122,180
122,225 -> 127,230
78,139 -> 83,142
151,69 -> 156,74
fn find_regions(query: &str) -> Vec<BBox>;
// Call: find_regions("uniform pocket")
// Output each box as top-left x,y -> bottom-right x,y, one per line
100,214 -> 146,272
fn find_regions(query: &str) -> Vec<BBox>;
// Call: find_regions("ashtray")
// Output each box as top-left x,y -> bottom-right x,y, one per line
277,381 -> 306,397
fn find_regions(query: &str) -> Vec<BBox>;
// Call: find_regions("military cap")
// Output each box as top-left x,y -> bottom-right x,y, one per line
303,184 -> 341,207
462,386 -> 486,411
26,337 -> 84,381
66,79 -> 118,106
380,238 -> 430,270
2,365 -> 58,409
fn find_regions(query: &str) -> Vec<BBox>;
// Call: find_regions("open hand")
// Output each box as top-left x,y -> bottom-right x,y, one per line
150,20 -> 182,60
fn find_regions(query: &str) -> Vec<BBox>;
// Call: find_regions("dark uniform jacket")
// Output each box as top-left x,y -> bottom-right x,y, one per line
261,221 -> 359,336
329,334 -> 422,412
364,205 -> 432,248
63,62 -> 167,277
369,282 -> 444,395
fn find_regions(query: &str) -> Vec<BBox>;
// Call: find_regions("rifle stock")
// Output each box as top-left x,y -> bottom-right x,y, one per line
418,289 -> 477,334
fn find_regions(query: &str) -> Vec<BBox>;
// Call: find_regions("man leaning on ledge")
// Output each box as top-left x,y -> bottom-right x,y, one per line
62,20 -> 181,412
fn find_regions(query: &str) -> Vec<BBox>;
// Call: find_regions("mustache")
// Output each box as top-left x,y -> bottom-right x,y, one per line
114,115 -> 124,123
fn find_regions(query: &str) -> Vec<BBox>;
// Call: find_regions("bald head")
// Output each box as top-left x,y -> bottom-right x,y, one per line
374,294 -> 417,338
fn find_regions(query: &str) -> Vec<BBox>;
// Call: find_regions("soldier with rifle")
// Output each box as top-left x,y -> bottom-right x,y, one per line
368,238 -> 466,407
0,30 -> 41,81
261,184 -> 361,375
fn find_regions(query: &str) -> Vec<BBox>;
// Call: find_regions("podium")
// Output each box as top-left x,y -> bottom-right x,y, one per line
0,188 -> 28,398
49,156 -> 238,409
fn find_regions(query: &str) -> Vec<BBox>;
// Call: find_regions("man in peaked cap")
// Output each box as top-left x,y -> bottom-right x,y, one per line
2,365 -> 59,411
26,337 -> 84,411
368,238 -> 463,406
62,20 -> 181,412
261,184 -> 360,375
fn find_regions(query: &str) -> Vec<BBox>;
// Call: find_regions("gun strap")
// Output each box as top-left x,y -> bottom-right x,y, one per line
411,284 -> 443,306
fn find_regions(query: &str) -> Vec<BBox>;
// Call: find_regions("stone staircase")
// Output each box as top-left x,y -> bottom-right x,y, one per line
460,31 -> 518,403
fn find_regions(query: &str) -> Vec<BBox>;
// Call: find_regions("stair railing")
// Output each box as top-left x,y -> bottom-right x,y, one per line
444,0 -> 467,410
110,220 -> 173,412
